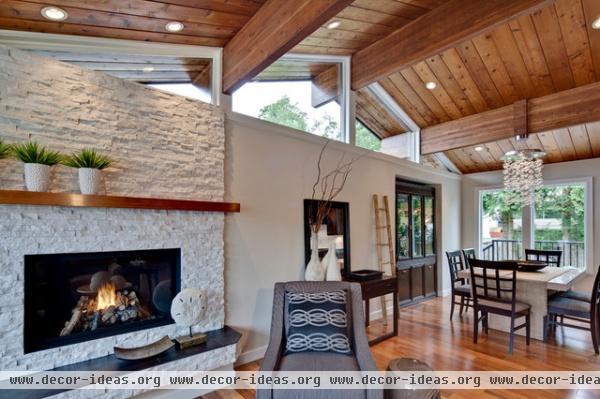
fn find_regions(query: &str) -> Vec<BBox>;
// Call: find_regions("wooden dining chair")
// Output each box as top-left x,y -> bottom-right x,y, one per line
467,258 -> 531,354
525,249 -> 562,267
544,265 -> 600,354
462,248 -> 476,261
446,250 -> 472,320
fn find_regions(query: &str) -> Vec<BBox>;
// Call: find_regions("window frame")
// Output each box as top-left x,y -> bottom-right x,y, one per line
475,177 -> 594,272
0,29 -> 223,106
229,52 -> 352,143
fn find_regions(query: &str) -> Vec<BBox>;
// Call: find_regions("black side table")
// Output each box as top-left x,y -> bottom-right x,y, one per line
345,275 -> 399,345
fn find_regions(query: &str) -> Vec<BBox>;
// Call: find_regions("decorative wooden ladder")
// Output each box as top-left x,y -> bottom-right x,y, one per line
373,194 -> 396,326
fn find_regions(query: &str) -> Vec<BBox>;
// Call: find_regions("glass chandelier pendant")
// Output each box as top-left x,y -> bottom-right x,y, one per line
502,148 -> 545,206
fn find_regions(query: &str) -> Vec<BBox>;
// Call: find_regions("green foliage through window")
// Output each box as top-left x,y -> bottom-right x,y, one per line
258,95 -> 340,140
355,121 -> 381,151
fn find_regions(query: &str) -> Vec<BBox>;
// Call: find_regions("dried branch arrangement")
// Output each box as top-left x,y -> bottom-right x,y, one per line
309,141 -> 359,234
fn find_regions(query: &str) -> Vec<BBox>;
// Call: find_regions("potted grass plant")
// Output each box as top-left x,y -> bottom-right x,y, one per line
63,148 -> 112,195
12,141 -> 63,192
0,140 -> 11,160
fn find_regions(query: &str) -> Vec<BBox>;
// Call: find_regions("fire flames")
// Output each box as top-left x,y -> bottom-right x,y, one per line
96,282 -> 117,310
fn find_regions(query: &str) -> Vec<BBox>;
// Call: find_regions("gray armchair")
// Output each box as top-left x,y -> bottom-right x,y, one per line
258,281 -> 382,399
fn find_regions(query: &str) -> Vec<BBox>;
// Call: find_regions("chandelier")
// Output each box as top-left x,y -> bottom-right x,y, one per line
502,147 -> 545,206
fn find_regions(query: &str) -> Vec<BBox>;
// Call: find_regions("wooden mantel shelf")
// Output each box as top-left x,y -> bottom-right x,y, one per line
0,190 -> 240,213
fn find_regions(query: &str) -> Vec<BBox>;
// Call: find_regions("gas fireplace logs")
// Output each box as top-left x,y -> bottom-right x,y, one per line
60,285 -> 151,336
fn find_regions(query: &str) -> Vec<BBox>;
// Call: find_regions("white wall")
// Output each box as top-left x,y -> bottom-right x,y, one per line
461,157 -> 599,284
223,113 -> 462,364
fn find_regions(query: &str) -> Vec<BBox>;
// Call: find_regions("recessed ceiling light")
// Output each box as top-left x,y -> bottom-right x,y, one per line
41,6 -> 68,21
425,81 -> 437,90
475,146 -> 484,152
592,17 -> 600,30
326,21 -> 341,29
142,66 -> 155,73
165,21 -> 184,32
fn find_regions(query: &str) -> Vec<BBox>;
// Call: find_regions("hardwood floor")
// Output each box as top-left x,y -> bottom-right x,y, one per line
203,297 -> 600,399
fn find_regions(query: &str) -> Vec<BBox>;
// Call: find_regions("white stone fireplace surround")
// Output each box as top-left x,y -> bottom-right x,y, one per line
0,45 -> 234,383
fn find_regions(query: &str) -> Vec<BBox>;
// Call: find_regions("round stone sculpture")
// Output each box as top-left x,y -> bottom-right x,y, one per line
170,288 -> 207,328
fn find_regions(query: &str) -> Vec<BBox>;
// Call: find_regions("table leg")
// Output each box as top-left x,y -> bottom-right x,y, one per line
365,298 -> 370,327
393,291 -> 398,337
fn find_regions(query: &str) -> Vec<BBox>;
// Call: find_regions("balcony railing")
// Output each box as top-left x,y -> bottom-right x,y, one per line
481,239 -> 585,269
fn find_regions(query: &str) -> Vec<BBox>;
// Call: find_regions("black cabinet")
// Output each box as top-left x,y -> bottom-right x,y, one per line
397,268 -> 411,305
424,264 -> 436,298
396,179 -> 437,307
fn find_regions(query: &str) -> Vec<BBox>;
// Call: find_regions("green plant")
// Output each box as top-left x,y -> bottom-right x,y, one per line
0,140 -> 11,159
12,141 -> 63,165
63,148 -> 112,170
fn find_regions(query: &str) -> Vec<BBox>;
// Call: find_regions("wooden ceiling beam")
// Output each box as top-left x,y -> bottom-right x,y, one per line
222,0 -> 353,94
350,0 -> 552,90
421,80 -> 600,155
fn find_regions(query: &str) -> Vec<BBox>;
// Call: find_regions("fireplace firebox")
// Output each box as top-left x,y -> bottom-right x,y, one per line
24,248 -> 181,354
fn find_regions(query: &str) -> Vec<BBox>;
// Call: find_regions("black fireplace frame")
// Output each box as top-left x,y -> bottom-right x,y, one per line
24,248 -> 181,354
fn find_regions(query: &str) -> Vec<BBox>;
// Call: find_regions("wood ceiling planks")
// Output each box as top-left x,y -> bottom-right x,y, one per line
355,88 -> 406,138
378,0 -> 600,173
379,0 -> 600,133
0,0 -> 261,46
292,0 -> 444,56
444,121 -> 600,173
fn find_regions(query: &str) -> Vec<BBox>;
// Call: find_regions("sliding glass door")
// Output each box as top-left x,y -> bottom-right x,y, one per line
478,181 -> 589,269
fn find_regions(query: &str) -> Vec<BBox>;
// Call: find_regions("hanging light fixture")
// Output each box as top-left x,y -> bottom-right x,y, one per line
501,100 -> 545,206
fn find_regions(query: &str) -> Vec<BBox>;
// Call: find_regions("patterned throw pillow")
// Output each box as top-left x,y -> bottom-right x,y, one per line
284,290 -> 352,355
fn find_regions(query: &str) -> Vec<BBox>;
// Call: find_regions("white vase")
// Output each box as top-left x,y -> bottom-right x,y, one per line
24,163 -> 50,192
78,168 -> 102,195
305,230 -> 325,281
325,241 -> 342,281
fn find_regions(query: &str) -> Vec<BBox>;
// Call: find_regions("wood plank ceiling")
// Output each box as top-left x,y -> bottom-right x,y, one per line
1,0 -> 600,174
372,0 -> 600,173
0,0 -> 265,46
292,0 -> 449,55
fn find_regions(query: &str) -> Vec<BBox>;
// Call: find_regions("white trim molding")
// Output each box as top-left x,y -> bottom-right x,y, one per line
0,29 -> 223,105
367,82 -> 421,163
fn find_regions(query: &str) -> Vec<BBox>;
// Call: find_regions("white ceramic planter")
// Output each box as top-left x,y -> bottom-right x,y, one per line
78,168 -> 102,195
305,230 -> 325,281
24,163 -> 50,192
325,241 -> 342,281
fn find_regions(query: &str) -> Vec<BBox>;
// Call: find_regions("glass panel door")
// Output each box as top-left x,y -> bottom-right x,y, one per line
396,194 -> 410,260
424,196 -> 435,256
412,195 -> 423,258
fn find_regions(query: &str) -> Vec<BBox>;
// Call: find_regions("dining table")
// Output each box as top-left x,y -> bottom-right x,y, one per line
457,265 -> 585,340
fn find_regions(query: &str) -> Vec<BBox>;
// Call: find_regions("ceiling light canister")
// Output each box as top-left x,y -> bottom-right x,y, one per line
41,6 -> 68,21
165,21 -> 185,32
